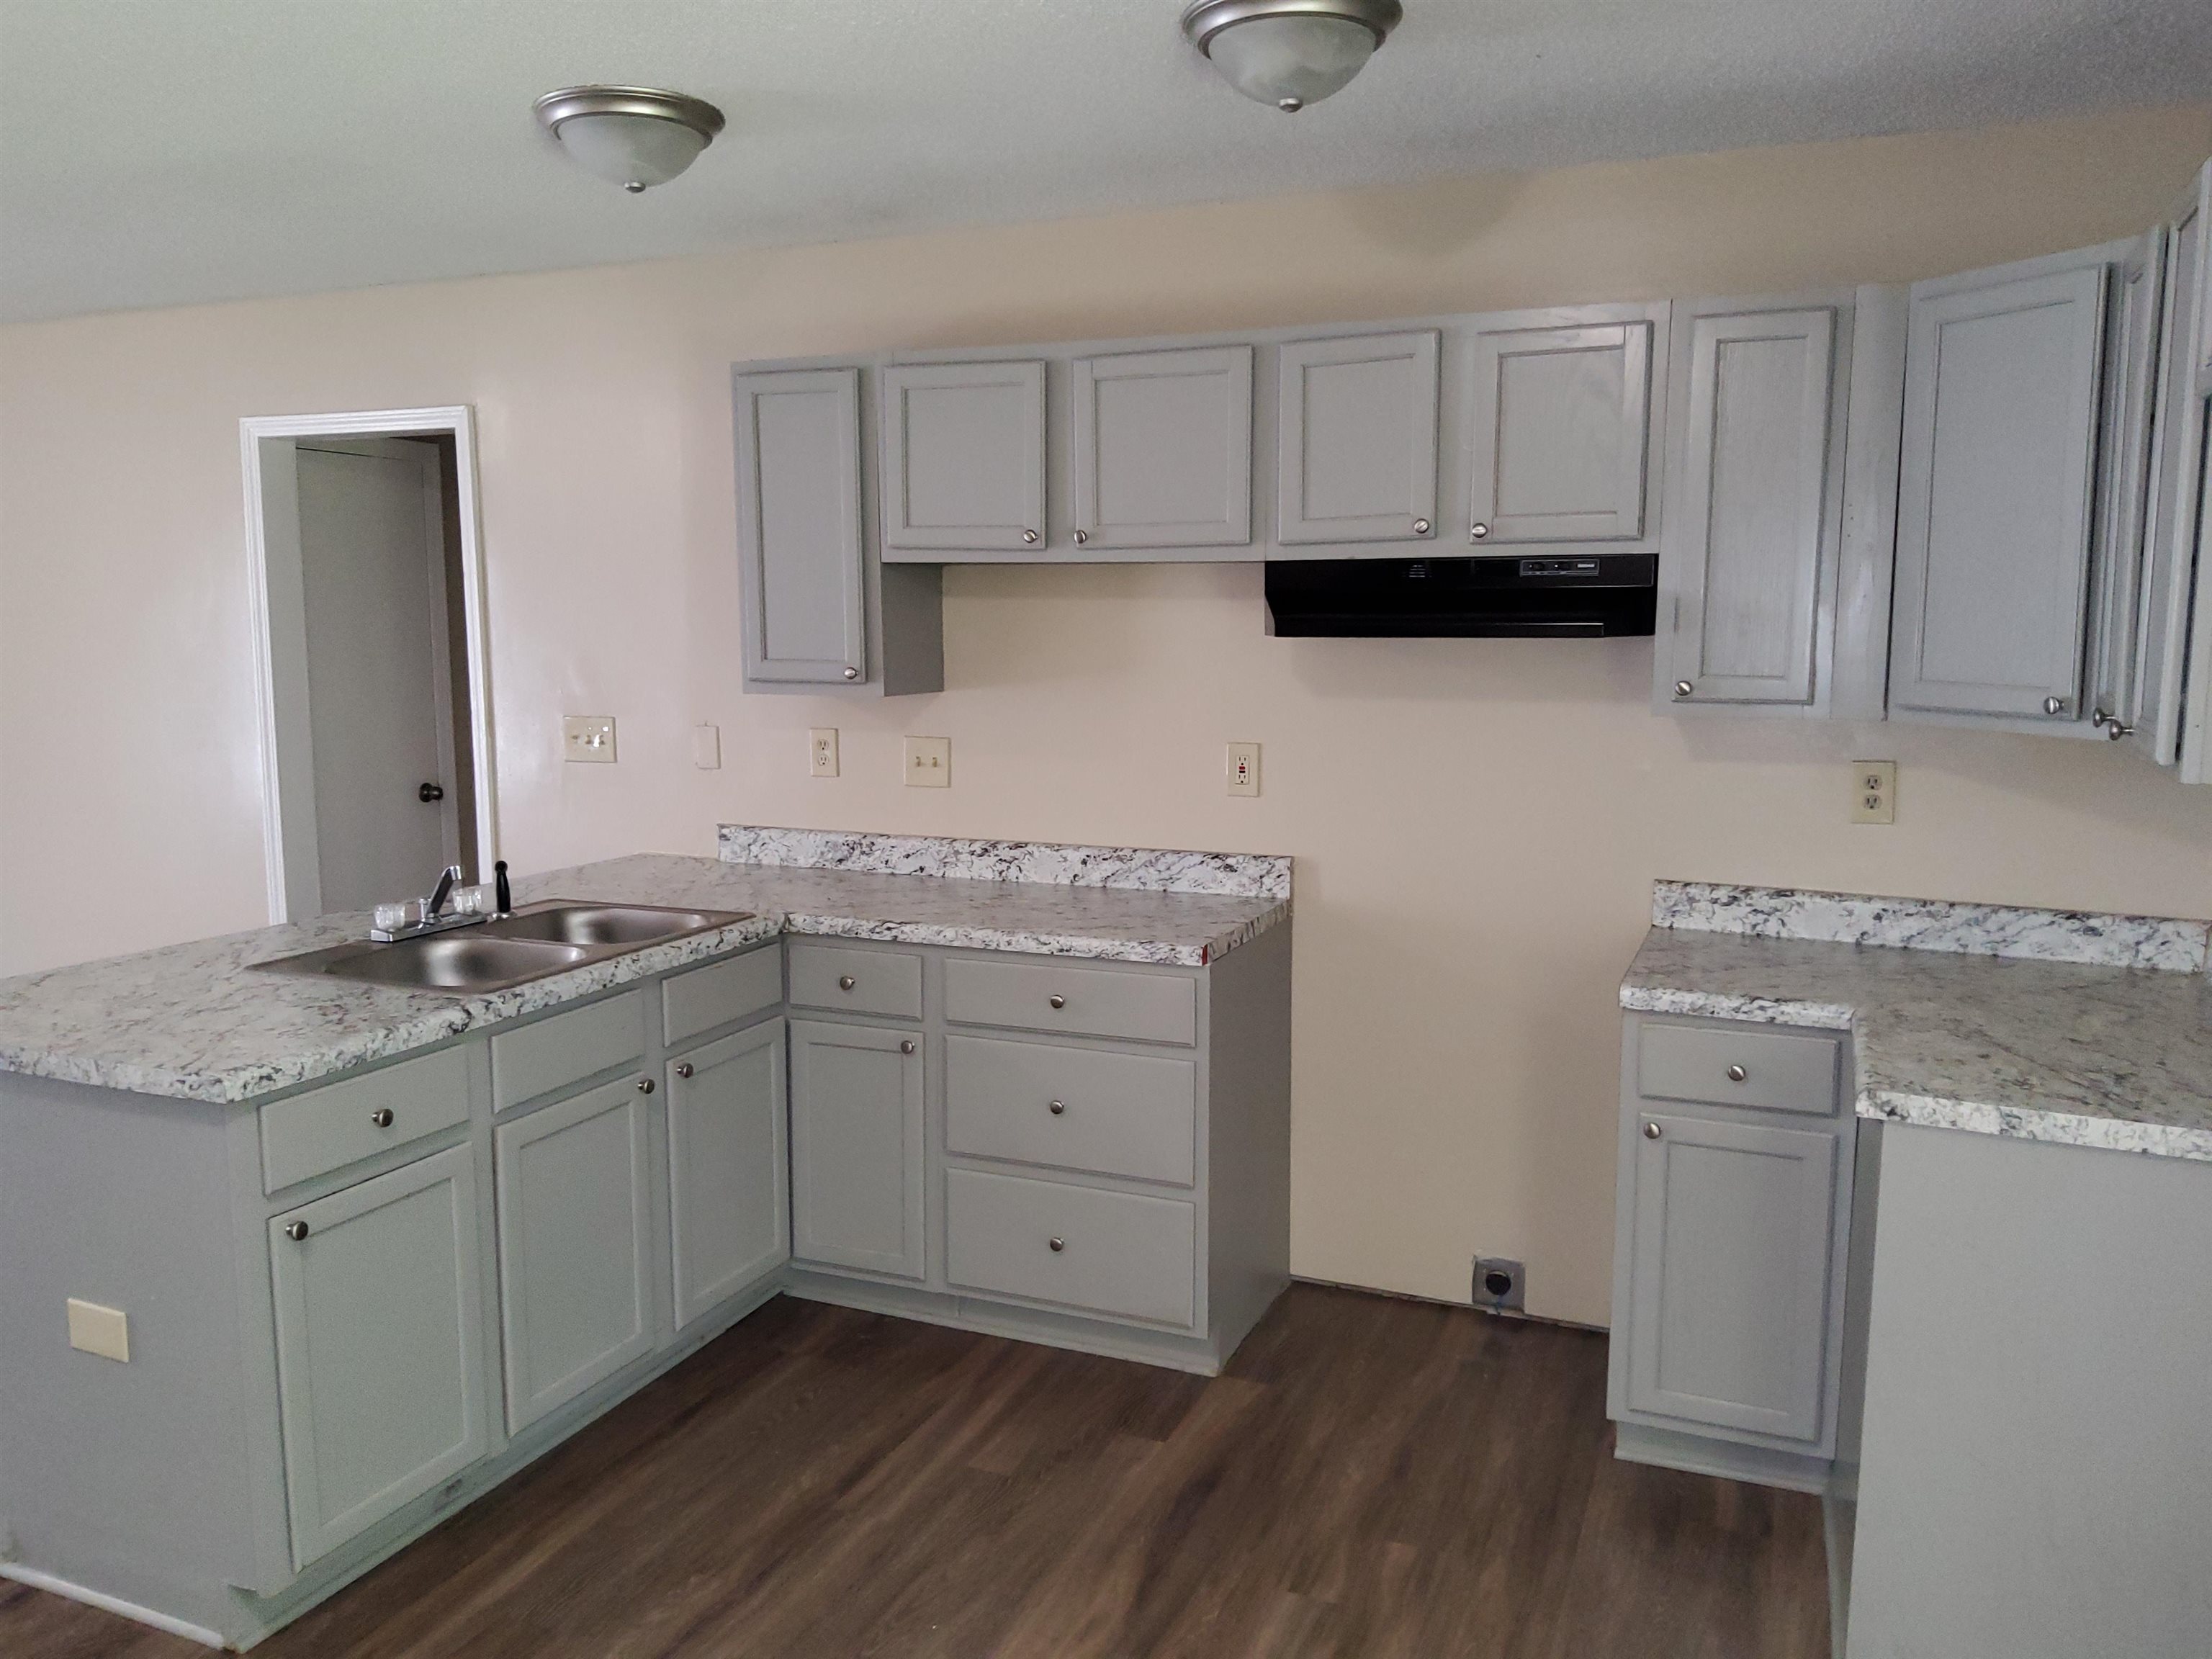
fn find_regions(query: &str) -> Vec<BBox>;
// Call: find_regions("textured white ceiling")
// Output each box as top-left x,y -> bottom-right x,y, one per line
2,0 -> 2206,323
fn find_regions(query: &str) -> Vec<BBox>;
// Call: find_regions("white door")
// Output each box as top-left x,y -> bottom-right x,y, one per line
295,438 -> 460,911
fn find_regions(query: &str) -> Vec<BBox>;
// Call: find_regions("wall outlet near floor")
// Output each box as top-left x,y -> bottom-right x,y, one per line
904,735 -> 950,788
66,1298 -> 130,1362
1473,1256 -> 1526,1316
1226,741 -> 1261,798
1851,760 -> 1897,824
562,715 -> 616,764
809,728 -> 840,778
692,723 -> 721,770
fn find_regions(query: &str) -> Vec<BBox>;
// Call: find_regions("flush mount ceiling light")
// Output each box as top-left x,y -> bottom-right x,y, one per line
533,86 -> 726,192
1181,0 -> 1402,112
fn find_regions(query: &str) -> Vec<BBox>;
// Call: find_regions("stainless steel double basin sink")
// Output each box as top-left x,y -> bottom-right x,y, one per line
251,901 -> 755,994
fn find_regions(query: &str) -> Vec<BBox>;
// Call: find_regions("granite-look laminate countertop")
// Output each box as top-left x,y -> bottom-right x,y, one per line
0,837 -> 1290,1107
1622,884 -> 2212,1163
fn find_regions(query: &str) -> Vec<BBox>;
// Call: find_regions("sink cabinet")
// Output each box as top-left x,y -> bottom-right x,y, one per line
667,1019 -> 789,1330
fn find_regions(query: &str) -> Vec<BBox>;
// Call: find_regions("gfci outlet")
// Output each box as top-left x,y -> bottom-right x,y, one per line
809,728 -> 840,778
1226,741 -> 1261,797
562,715 -> 616,764
904,735 -> 950,788
1851,760 -> 1897,824
1474,1256 -> 1526,1316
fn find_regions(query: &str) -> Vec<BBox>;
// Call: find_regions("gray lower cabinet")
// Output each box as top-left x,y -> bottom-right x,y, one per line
1274,329 -> 1440,547
788,1017 -> 926,1279
1609,1014 -> 1855,1491
945,1167 -> 1197,1328
268,1143 -> 489,1568
493,1073 -> 656,1432
1071,344 -> 1253,550
879,359 -> 1046,552
667,1018 -> 789,1329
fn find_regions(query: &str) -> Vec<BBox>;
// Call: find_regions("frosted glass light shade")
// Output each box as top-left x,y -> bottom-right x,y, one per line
1203,13 -> 1380,110
553,113 -> 710,192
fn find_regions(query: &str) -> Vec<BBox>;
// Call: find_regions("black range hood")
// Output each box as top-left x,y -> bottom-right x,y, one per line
1265,554 -> 1658,638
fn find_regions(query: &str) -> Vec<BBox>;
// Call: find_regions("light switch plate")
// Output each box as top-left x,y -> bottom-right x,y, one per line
67,1298 -> 129,1362
563,716 -> 616,764
904,735 -> 950,788
1851,760 -> 1896,824
809,728 -> 840,778
1226,742 -> 1261,798
692,724 -> 721,770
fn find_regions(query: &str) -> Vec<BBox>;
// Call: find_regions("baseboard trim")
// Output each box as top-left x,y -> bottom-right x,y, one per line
0,1562 -> 225,1649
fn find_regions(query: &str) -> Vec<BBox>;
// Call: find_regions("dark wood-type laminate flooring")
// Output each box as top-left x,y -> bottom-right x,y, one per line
2,1284 -> 1830,1658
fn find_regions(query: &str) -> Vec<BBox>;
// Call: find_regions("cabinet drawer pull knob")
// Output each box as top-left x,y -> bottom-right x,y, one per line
1048,1236 -> 1065,1252
2043,695 -> 2065,716
1048,994 -> 1066,1010
675,1062 -> 694,1079
1073,529 -> 1089,544
1674,680 -> 1695,699
900,1039 -> 917,1055
369,1107 -> 395,1128
1022,529 -> 1039,544
1643,1122 -> 1661,1140
1470,521 -> 1490,540
637,1077 -> 656,1094
842,666 -> 860,681
1049,1099 -> 1066,1115
284,1220 -> 310,1241
1726,1064 -> 1748,1083
838,974 -> 857,991
1413,518 -> 1431,535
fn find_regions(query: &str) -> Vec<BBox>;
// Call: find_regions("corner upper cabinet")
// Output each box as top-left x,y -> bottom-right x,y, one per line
1466,307 -> 1661,548
1071,345 -> 1253,553
880,360 -> 1046,553
1275,331 -> 1440,547
1889,242 -> 2129,730
1656,295 -> 1851,714
734,367 -> 866,684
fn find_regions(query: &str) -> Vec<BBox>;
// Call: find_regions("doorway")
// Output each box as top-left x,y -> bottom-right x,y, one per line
243,408 -> 495,922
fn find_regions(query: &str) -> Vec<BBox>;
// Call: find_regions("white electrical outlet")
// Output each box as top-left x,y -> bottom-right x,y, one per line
904,735 -> 950,787
809,728 -> 840,778
692,724 -> 721,770
562,715 -> 616,764
67,1298 -> 130,1362
1226,741 -> 1261,798
1851,760 -> 1897,824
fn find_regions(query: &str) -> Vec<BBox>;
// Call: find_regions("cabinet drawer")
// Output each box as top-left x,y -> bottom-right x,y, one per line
491,990 -> 647,1114
946,1035 -> 1196,1186
944,958 -> 1195,1047
788,942 -> 922,1020
1637,1021 -> 1839,1115
945,1167 -> 1197,1328
663,946 -> 783,1048
260,1046 -> 472,1194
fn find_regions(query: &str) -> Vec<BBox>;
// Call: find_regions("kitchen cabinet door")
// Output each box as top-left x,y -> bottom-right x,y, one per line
880,360 -> 1046,553
789,1019 -> 925,1279
494,1074 -> 655,1432
269,1144 -> 487,1568
1467,316 -> 1653,545
1071,345 -> 1252,552
1659,300 -> 1847,711
1274,330 -> 1439,545
2087,234 -> 2169,744
1623,1111 -> 1839,1444
2197,158 -> 2212,390
667,1019 -> 788,1330
2136,183 -> 2208,767
1889,248 -> 2110,724
734,366 -> 866,685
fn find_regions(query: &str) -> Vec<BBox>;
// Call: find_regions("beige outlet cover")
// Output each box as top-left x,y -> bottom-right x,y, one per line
67,1298 -> 129,1362
904,735 -> 950,787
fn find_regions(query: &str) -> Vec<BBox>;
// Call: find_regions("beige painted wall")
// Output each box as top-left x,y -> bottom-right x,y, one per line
4,107 -> 2210,1324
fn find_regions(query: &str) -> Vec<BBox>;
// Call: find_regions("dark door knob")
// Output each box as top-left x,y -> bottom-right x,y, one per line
418,781 -> 445,803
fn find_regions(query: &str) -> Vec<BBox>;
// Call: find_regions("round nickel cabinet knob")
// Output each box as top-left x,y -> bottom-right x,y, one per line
900,1039 -> 917,1055
1470,522 -> 1490,540
637,1077 -> 655,1094
1072,529 -> 1089,544
1048,994 -> 1066,1010
1643,1122 -> 1662,1141
1726,1064 -> 1748,1083
838,975 -> 856,991
1413,518 -> 1431,535
1049,1100 -> 1066,1115
285,1220 -> 310,1241
1674,681 -> 1695,699
2043,695 -> 2064,715
842,666 -> 860,681
1022,529 -> 1039,544
1048,1236 -> 1066,1253
369,1107 -> 395,1128
675,1062 -> 694,1079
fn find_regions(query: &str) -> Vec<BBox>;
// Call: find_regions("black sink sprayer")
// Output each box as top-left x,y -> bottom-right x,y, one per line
494,860 -> 512,917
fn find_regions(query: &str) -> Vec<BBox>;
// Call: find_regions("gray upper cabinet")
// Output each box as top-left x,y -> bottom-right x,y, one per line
667,1018 -> 789,1331
880,360 -> 1046,553
1623,1109 -> 1839,1444
1889,246 -> 2116,725
788,1018 -> 925,1280
268,1144 -> 488,1569
1467,313 -> 1655,546
1071,345 -> 1253,550
2198,159 -> 2212,389
2136,179 -> 2209,768
2087,235 -> 2168,746
733,366 -> 867,685
1274,330 -> 1440,546
493,1074 -> 656,1433
1658,297 -> 1849,711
